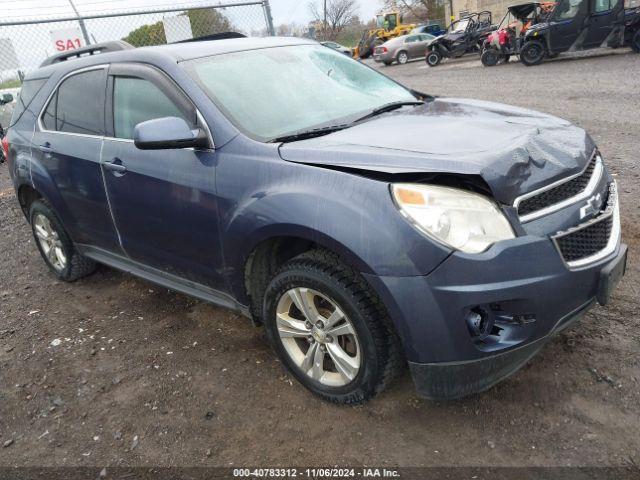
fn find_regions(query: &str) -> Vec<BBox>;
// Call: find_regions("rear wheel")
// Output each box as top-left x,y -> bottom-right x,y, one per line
397,50 -> 409,65
263,250 -> 403,404
426,50 -> 442,67
520,40 -> 545,66
632,30 -> 640,53
29,200 -> 96,282
383,60 -> 393,66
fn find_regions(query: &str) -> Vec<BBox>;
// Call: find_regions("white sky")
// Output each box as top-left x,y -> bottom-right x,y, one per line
0,0 -> 383,25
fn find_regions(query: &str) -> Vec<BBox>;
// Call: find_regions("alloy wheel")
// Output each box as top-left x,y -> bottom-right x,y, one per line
398,51 -> 408,64
33,213 -> 67,272
275,287 -> 361,387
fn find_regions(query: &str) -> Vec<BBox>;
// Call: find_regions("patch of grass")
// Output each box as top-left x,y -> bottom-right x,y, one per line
0,79 -> 21,90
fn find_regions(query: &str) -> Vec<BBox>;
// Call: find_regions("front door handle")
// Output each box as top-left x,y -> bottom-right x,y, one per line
102,158 -> 127,174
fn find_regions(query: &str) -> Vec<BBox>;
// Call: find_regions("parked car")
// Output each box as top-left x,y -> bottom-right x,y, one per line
501,0 -> 640,66
0,90 -> 17,163
411,22 -> 445,37
374,33 -> 436,65
6,37 -> 627,404
320,41 -> 352,56
426,11 -> 495,66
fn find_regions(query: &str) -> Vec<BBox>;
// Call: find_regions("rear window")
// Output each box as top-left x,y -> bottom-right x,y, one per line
41,69 -> 106,136
9,78 -> 47,127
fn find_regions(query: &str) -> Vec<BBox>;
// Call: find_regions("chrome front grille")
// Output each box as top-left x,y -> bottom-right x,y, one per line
552,182 -> 620,268
514,150 -> 603,223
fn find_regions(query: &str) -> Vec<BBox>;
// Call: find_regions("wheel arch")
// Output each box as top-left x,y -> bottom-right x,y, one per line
237,226 -> 377,320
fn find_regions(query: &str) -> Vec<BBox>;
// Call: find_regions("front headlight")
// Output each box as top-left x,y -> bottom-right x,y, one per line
391,183 -> 515,253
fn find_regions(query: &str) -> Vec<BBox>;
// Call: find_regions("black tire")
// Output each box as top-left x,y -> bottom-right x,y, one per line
263,250 -> 404,404
481,48 -> 500,67
29,199 -> 96,282
632,30 -> 640,53
396,50 -> 409,65
426,50 -> 442,67
520,40 -> 545,66
383,60 -> 393,66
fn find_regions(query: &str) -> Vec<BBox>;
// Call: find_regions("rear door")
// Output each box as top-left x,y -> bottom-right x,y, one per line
404,35 -> 421,57
100,63 -> 225,290
583,0 -> 624,47
549,0 -> 590,51
30,66 -> 121,253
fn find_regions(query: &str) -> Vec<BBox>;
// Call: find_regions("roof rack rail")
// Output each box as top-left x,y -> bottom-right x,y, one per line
40,41 -> 134,67
174,32 -> 247,43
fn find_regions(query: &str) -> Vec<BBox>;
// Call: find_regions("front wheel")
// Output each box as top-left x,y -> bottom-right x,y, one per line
263,250 -> 403,404
426,50 -> 442,67
481,48 -> 501,67
520,40 -> 545,66
632,30 -> 640,53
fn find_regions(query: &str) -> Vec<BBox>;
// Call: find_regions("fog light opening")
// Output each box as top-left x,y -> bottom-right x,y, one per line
466,307 -> 495,341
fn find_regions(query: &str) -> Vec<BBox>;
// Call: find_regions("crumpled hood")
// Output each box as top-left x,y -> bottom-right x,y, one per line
279,98 -> 595,205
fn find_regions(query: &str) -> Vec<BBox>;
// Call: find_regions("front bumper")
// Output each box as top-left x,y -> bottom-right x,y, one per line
363,236 -> 627,400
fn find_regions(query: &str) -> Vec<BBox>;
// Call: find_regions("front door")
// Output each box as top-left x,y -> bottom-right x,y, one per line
583,0 -> 624,47
550,0 -> 589,51
100,63 -> 225,290
31,66 -> 121,253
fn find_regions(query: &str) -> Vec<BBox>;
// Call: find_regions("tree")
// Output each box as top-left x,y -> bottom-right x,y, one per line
379,0 -> 445,24
123,8 -> 232,47
308,0 -> 359,41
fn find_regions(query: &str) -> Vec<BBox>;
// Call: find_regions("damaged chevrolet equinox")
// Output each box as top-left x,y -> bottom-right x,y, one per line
6,37 -> 627,404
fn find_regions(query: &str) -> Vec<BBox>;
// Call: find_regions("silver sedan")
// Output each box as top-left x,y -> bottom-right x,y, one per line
373,33 -> 436,65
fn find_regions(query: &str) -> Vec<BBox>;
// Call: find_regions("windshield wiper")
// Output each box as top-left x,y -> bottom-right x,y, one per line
353,101 -> 425,124
270,124 -> 350,143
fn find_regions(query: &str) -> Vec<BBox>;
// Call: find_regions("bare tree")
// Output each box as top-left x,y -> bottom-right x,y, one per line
379,0 -> 444,23
309,0 -> 359,41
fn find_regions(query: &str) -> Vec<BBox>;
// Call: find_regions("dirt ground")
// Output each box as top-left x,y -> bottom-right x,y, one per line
0,49 -> 639,470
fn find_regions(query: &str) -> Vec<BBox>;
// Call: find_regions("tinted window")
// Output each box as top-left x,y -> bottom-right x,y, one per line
53,69 -> 106,135
113,77 -> 185,140
41,92 -> 56,131
594,0 -> 619,11
10,78 -> 46,127
556,0 -> 586,19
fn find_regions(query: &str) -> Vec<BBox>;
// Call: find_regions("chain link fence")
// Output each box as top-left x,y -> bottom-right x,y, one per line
0,1 -> 275,87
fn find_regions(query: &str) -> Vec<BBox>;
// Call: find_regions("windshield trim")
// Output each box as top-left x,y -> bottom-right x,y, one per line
182,44 -> 424,144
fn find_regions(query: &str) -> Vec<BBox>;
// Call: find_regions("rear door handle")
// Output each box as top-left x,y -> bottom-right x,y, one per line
39,143 -> 53,154
102,158 -> 127,174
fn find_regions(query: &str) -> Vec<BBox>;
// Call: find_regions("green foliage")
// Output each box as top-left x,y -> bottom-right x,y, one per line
0,79 -> 21,89
123,22 -> 166,47
123,8 -> 232,47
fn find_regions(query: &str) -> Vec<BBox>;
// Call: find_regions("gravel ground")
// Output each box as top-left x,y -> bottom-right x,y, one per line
0,48 -> 639,469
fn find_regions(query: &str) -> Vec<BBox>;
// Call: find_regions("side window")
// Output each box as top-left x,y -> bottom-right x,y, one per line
556,0 -> 586,19
57,69 -> 106,135
41,69 -> 106,135
405,36 -> 417,43
113,77 -> 186,140
10,78 -> 46,127
595,0 -> 619,11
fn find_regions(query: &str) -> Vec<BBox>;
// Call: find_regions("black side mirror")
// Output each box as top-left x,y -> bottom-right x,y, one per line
133,116 -> 210,150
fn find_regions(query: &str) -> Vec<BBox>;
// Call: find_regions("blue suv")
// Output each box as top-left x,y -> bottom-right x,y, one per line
5,37 -> 627,404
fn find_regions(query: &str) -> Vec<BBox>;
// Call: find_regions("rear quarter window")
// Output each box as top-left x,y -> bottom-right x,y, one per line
9,78 -> 47,127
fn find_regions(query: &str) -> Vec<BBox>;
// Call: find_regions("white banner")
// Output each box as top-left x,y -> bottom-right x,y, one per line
50,27 -> 84,53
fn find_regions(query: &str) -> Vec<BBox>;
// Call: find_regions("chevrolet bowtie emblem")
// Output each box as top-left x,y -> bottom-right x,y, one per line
579,193 -> 602,220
